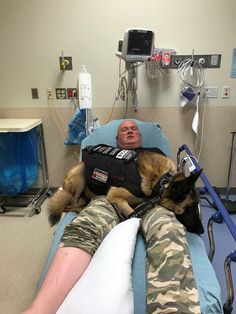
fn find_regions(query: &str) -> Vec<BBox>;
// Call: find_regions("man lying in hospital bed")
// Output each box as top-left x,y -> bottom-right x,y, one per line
23,119 -> 223,314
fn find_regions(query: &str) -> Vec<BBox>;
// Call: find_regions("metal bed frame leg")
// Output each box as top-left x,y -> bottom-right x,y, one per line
207,212 -> 223,262
29,123 -> 50,215
225,133 -> 236,203
207,217 -> 216,262
222,132 -> 236,213
0,197 -> 7,213
223,251 -> 236,314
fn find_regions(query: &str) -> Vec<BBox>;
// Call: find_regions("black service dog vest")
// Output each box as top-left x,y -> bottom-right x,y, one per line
82,144 -> 166,197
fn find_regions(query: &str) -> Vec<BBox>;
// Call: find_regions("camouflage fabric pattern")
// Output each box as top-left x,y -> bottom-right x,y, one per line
59,196 -> 120,255
141,205 -> 201,314
60,197 -> 200,313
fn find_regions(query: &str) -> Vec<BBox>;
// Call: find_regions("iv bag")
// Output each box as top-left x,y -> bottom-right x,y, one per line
78,66 -> 92,109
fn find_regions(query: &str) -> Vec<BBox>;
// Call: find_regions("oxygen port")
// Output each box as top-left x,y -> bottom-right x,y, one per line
174,59 -> 181,65
199,57 -> 206,64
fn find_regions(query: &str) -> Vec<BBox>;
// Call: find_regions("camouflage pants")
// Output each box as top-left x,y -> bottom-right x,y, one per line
60,196 -> 200,313
141,206 -> 200,314
60,196 -> 120,255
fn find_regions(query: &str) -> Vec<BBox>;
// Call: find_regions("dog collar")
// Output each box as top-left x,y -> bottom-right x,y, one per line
151,172 -> 175,197
128,172 -> 175,219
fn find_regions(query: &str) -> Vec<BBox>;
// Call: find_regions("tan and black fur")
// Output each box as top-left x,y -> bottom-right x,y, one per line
48,151 -> 203,233
47,163 -> 90,226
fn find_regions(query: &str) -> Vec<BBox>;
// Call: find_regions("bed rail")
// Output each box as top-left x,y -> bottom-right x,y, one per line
177,144 -> 236,314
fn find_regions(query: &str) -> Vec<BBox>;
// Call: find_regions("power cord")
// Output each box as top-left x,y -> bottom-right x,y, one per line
104,59 -> 147,122
196,91 -> 207,162
178,58 -> 205,94
177,56 -> 206,161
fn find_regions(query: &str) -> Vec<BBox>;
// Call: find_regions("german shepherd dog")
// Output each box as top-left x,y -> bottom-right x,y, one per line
47,149 -> 204,234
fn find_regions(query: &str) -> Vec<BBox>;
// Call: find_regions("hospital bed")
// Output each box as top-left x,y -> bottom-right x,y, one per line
38,119 -> 236,314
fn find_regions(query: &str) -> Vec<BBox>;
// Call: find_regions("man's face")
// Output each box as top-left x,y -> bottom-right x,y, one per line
117,120 -> 142,149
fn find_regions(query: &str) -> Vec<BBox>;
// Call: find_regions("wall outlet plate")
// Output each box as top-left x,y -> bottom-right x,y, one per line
204,86 -> 218,98
46,88 -> 55,100
55,88 -> 67,99
67,88 -> 77,98
222,86 -> 231,99
31,88 -> 39,99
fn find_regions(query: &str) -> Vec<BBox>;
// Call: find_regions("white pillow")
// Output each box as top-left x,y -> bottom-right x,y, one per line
57,218 -> 140,314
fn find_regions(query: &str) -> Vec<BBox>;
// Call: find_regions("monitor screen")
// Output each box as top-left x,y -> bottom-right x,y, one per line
127,30 -> 154,56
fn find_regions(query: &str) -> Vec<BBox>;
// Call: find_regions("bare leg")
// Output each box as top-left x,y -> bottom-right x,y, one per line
22,247 -> 91,314
22,197 -> 119,314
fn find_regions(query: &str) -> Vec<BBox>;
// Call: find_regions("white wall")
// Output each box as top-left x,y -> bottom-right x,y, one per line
1,0 -> 236,187
0,0 -> 235,108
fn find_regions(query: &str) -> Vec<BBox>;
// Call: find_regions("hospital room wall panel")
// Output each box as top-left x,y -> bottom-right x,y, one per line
0,106 -> 234,188
0,0 -> 235,108
0,0 -> 236,189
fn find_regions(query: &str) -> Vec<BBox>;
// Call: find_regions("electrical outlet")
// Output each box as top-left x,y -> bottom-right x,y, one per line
222,86 -> 231,99
46,88 -> 55,100
55,88 -> 67,99
67,88 -> 77,99
31,88 -> 39,99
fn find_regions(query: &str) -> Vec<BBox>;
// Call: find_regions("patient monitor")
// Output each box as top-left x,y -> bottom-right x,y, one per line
117,28 -> 155,62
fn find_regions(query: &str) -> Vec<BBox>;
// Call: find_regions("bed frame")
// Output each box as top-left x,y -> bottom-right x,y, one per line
38,119 -> 236,313
177,144 -> 236,314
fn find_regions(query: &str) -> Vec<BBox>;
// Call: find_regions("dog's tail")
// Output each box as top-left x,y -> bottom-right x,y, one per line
47,189 -> 74,226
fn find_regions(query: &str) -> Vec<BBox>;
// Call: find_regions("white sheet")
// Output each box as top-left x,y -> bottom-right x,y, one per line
57,218 -> 140,314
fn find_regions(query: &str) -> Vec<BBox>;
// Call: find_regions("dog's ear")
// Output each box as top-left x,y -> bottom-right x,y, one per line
176,202 -> 204,234
167,169 -> 202,202
163,170 -> 204,235
187,169 -> 202,186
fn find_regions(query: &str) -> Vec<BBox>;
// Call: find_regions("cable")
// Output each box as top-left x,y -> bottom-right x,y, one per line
196,92 -> 207,162
178,58 -> 205,93
103,94 -> 118,124
123,94 -> 129,118
71,90 -> 79,110
177,56 -> 206,160
118,75 -> 128,101
117,60 -> 146,102
105,59 -> 141,122
104,59 -> 148,123
103,59 -> 125,124
116,59 -> 128,101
